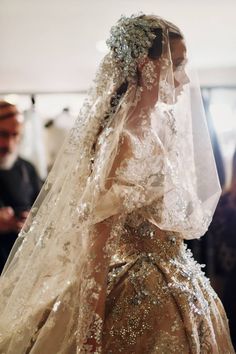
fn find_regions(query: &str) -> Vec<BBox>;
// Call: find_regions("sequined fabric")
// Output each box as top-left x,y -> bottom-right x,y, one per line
0,216 -> 232,354
103,215 -> 234,353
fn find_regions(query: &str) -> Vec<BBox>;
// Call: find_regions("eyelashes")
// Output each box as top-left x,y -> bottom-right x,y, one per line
174,64 -> 185,71
173,60 -> 188,72
173,58 -> 188,71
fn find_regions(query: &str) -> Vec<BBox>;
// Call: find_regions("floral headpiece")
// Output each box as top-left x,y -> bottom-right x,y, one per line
106,14 -> 161,79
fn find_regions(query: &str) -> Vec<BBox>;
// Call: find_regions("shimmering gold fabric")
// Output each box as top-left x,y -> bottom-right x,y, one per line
0,218 -> 234,353
103,216 -> 234,353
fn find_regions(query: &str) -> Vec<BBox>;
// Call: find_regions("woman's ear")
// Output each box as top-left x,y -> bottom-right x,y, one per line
137,57 -> 161,75
137,56 -> 149,72
137,57 -> 160,95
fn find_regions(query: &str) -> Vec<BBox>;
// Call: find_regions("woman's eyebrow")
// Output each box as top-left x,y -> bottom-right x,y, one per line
174,57 -> 188,65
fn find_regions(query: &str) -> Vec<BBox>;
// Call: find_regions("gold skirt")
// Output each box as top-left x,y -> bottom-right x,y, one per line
102,241 -> 235,354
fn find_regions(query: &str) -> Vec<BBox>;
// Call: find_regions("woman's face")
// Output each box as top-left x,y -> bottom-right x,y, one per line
170,38 -> 189,99
138,37 -> 189,107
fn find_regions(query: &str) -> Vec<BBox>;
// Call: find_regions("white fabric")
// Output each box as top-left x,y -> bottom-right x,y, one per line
20,108 -> 47,179
44,110 -> 76,169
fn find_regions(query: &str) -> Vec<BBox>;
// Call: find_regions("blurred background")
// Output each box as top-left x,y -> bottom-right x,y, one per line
0,0 -> 236,345
0,0 -> 236,180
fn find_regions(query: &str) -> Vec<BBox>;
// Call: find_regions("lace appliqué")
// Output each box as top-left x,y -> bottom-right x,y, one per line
142,60 -> 158,90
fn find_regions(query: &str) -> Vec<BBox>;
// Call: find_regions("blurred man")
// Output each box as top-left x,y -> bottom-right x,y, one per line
0,100 -> 42,272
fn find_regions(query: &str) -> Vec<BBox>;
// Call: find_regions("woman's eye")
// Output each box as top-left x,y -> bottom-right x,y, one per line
173,59 -> 187,71
174,63 -> 184,71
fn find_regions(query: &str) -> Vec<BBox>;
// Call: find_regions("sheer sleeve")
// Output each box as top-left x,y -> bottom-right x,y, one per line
93,113 -> 216,240
94,125 -> 165,222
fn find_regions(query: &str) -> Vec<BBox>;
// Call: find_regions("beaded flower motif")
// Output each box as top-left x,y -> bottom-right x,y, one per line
106,14 -> 160,80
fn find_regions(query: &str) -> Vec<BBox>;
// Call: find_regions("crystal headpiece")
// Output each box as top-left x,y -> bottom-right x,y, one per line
106,14 -> 161,79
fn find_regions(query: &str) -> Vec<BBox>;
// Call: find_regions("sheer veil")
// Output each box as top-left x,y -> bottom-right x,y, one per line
0,15 -> 221,353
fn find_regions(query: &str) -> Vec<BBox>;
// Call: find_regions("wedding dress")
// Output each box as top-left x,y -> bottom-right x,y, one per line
0,14 -> 234,353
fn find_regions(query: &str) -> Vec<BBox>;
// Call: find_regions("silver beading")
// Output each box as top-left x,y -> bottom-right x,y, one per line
106,14 -> 161,80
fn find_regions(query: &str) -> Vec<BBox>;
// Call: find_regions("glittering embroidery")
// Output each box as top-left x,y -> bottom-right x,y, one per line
101,215 -> 234,353
107,14 -> 158,80
142,60 -> 158,90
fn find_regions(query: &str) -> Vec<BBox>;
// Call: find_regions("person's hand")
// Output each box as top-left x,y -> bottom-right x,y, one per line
0,207 -> 26,233
17,210 -> 29,224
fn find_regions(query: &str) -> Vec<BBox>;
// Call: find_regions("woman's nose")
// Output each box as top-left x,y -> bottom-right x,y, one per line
182,71 -> 190,85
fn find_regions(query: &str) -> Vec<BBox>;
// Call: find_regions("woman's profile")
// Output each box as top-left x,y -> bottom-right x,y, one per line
0,14 -> 234,354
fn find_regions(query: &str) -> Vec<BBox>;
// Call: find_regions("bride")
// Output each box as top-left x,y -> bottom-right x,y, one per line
0,14 -> 234,354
